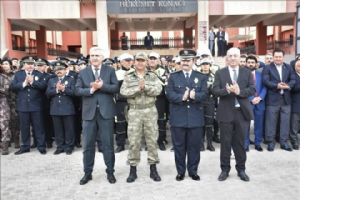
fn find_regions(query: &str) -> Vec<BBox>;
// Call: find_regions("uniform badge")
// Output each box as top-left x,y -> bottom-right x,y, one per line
64,81 -> 68,85
194,77 -> 199,84
35,76 -> 38,81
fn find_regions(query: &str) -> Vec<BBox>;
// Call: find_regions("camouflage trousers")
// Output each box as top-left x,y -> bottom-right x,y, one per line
127,105 -> 159,166
0,97 -> 11,142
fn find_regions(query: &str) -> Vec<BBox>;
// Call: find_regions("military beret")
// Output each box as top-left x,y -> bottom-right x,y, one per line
52,61 -> 68,71
36,58 -> 49,66
135,52 -> 148,61
179,49 -> 196,60
21,56 -> 36,64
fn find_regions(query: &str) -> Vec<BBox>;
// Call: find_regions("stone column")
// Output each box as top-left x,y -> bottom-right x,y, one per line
36,26 -> 48,58
96,0 -> 109,57
255,22 -> 267,55
197,0 -> 209,50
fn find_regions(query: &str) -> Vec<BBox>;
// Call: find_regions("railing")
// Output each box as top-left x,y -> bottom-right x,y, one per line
267,39 -> 293,50
111,37 -> 195,50
12,46 -> 82,58
240,39 -> 293,55
48,48 -> 82,58
240,45 -> 256,55
12,46 -> 37,55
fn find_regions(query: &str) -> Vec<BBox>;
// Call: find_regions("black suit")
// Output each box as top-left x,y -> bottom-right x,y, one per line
75,64 -> 119,175
212,66 -> 255,172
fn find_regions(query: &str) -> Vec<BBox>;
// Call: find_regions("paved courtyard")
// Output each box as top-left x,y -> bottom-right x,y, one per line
1,138 -> 299,200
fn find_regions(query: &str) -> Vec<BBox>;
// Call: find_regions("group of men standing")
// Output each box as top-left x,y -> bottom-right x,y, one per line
0,45 -> 300,186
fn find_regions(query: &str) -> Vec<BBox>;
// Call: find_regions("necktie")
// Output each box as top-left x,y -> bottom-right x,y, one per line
94,68 -> 99,80
253,72 -> 258,96
185,72 -> 189,82
232,69 -> 240,107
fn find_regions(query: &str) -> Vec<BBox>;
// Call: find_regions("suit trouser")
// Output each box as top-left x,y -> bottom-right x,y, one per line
265,103 -> 291,145
220,108 -> 247,172
171,127 -> 203,176
289,112 -> 300,146
18,111 -> 46,151
217,40 -> 225,56
52,115 -> 75,151
82,108 -> 115,174
244,107 -> 265,147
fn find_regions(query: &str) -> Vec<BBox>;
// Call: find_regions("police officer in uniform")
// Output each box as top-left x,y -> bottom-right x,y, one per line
11,56 -> 47,155
166,50 -> 208,181
147,52 -> 169,151
36,58 -> 55,148
120,52 -> 162,183
46,61 -> 76,155
114,53 -> 134,153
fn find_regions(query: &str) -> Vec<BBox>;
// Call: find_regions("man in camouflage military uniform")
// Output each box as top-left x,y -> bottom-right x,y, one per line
120,52 -> 162,183
0,59 -> 13,155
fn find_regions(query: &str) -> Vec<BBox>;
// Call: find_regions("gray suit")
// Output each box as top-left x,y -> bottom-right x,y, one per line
75,64 -> 119,174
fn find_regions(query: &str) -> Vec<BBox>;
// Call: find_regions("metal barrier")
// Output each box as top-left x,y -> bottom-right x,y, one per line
111,37 -> 194,50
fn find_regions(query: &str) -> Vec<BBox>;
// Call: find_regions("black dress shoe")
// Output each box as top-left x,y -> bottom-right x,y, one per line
200,145 -> 205,151
31,144 -> 37,149
158,142 -> 166,151
281,144 -> 293,152
189,174 -> 200,181
218,171 -> 229,181
46,143 -> 53,149
66,149 -> 73,155
107,174 -> 116,184
54,149 -> 64,155
267,143 -> 275,152
39,149 -> 47,155
249,139 -> 255,145
115,145 -> 125,153
237,170 -> 250,182
14,149 -> 30,155
255,145 -> 263,152
212,137 -> 220,143
80,174 -> 92,185
292,144 -> 299,150
176,174 -> 185,181
75,143 -> 82,148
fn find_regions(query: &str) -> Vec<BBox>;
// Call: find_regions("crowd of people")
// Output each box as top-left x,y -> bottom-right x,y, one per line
0,46 -> 300,185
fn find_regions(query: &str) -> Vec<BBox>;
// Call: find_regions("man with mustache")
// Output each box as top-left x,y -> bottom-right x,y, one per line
166,49 -> 208,181
46,61 -> 76,155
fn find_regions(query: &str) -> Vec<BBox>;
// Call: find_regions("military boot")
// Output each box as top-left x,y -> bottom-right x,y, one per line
2,142 -> 10,155
150,164 -> 161,182
126,166 -> 137,183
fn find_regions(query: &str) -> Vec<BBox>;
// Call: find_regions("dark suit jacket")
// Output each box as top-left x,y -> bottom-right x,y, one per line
291,72 -> 300,113
212,66 -> 255,122
10,70 -> 47,112
75,64 -> 119,120
262,62 -> 296,106
248,69 -> 267,111
46,76 -> 76,116
166,70 -> 208,128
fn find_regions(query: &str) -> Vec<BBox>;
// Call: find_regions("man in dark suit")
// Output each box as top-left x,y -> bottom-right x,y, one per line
76,47 -> 120,185
166,49 -> 208,181
245,55 -> 267,152
262,49 -> 296,151
216,26 -> 226,57
46,61 -> 76,155
212,47 -> 255,182
144,31 -> 154,50
11,56 -> 47,155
